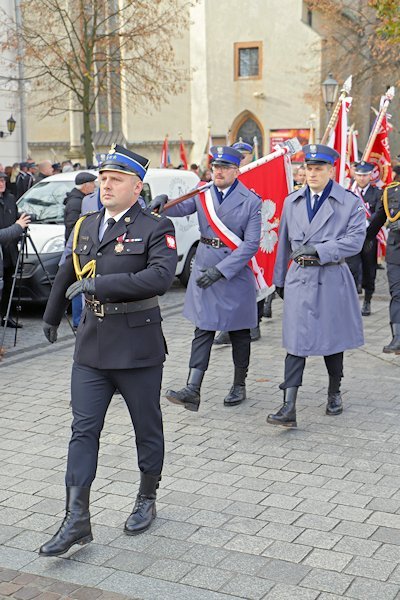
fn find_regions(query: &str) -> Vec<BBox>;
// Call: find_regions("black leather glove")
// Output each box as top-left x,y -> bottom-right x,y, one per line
65,278 -> 96,301
43,321 -> 58,343
276,286 -> 284,300
290,244 -> 318,261
150,194 -> 168,214
196,266 -> 223,288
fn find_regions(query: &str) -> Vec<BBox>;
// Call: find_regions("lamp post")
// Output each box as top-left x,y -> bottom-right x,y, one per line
0,115 -> 17,138
322,73 -> 339,119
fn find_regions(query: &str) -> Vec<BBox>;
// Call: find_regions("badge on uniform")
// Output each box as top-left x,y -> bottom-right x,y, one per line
165,234 -> 176,249
115,242 -> 124,253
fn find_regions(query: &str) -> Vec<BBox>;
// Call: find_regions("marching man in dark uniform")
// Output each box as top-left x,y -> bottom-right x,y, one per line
268,144 -> 365,428
39,144 -> 177,556
367,181 -> 400,353
151,145 -> 261,410
346,161 -> 382,316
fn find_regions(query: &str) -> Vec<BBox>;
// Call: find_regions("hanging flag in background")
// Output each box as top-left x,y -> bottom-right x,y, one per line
179,135 -> 188,169
327,96 -> 352,186
239,153 -> 293,291
160,135 -> 171,168
347,124 -> 358,165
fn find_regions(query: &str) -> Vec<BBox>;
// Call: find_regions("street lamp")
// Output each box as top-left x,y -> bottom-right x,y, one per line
322,73 -> 339,117
0,115 -> 17,138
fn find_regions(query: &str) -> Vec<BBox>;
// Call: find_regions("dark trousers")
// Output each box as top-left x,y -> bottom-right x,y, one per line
66,362 -> 164,487
257,299 -> 265,323
0,266 -> 15,317
189,327 -> 251,372
387,262 -> 400,323
280,352 -> 344,389
346,239 -> 377,299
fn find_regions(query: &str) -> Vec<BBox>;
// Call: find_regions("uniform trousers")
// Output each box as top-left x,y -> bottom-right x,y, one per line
387,262 -> 400,323
66,362 -> 164,487
280,352 -> 344,389
189,327 -> 251,372
346,239 -> 377,299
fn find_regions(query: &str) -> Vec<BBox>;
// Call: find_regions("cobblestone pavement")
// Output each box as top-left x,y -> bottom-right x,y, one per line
1,271 -> 400,600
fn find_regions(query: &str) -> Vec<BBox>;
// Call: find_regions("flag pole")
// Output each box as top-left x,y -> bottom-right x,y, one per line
347,123 -> 355,163
321,75 -> 352,144
362,86 -> 395,161
163,138 -> 302,210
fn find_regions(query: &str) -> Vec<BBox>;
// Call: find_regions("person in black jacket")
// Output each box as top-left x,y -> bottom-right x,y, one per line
39,144 -> 177,557
367,181 -> 400,353
0,172 -> 22,328
346,161 -> 382,316
64,172 -> 97,242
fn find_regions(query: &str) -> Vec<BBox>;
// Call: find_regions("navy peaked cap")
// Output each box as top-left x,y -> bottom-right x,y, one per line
99,144 -> 150,180
210,145 -> 242,167
232,141 -> 253,154
303,144 -> 339,165
354,161 -> 374,174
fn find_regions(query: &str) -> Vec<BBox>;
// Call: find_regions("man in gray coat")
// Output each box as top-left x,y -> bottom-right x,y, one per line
151,145 -> 262,410
267,144 -> 365,428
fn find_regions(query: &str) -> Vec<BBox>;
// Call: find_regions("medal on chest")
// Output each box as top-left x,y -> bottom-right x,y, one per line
114,234 -> 125,253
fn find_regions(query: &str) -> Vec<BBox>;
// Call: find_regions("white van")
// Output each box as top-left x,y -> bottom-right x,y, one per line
17,168 -> 200,302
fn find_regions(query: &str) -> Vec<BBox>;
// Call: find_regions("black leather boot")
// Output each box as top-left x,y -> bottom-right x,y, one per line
39,487 -> 92,556
267,388 -> 298,427
326,375 -> 343,415
361,294 -> 372,316
383,323 -> 400,354
263,292 -> 274,318
224,367 -> 247,406
165,368 -> 204,411
124,473 -> 160,535
213,331 -> 231,345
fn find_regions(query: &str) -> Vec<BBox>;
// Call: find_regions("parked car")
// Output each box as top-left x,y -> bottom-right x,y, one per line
17,168 -> 200,302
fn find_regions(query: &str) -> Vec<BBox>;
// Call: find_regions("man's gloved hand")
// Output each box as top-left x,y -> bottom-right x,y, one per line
150,194 -> 168,214
43,321 -> 58,343
276,286 -> 284,300
66,278 -> 96,301
196,266 -> 223,289
290,244 -> 318,261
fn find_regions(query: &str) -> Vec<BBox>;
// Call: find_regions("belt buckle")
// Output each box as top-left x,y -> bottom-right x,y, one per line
213,238 -> 221,248
297,256 -> 305,268
92,300 -> 105,317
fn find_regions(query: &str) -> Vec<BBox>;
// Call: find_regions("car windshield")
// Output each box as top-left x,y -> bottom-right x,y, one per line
17,180 -> 74,223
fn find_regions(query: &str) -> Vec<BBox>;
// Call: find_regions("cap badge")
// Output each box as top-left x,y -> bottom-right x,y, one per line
310,144 -> 317,153
109,143 -> 116,155
217,146 -> 223,153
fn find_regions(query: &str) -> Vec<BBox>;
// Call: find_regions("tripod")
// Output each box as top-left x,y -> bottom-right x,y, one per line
1,228 -> 75,350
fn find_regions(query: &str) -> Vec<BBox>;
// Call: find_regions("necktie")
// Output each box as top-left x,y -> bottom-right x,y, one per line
219,190 -> 224,203
99,217 -> 115,241
312,194 -> 319,210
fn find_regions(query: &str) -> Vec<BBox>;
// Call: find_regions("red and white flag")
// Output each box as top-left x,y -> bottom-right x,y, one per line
160,135 -> 170,168
179,137 -> 188,170
239,153 -> 293,293
328,97 -> 352,186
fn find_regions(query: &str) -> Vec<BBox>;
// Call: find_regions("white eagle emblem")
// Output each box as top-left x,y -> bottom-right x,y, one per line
260,199 -> 279,253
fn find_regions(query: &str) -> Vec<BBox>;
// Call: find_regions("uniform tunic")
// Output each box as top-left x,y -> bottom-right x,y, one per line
274,181 -> 365,357
165,181 -> 262,331
44,202 -> 177,370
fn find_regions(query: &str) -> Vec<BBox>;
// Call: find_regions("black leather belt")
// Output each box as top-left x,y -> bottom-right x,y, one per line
85,296 -> 158,317
200,236 -> 226,249
295,256 -> 345,267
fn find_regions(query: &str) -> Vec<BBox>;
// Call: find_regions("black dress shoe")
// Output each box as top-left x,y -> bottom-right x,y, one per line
1,317 -> 22,329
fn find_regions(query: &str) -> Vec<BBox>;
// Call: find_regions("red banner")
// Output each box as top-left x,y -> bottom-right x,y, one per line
239,155 -> 291,288
365,115 -> 393,189
179,138 -> 188,169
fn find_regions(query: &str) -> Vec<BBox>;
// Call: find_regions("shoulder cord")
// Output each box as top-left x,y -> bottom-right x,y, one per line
72,215 -> 96,280
383,182 -> 400,223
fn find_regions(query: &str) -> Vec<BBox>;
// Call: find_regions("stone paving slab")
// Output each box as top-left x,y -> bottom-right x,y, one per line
1,271 -> 400,599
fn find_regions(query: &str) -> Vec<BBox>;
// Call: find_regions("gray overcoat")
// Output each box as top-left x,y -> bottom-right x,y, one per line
166,182 -> 261,331
273,181 -> 365,357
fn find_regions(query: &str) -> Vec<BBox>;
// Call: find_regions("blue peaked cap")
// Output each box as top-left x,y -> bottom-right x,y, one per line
354,161 -> 374,174
232,141 -> 253,154
210,145 -> 242,167
303,144 -> 339,165
99,143 -> 150,180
